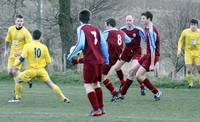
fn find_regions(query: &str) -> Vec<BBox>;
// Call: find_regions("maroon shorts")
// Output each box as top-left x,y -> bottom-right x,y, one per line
102,58 -> 118,75
83,63 -> 102,83
138,55 -> 159,71
120,48 -> 141,62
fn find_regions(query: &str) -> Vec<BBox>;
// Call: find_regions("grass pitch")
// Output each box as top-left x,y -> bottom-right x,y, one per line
0,81 -> 200,122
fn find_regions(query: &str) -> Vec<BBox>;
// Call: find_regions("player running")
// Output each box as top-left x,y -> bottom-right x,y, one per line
8,30 -> 70,104
101,18 -> 131,102
67,9 -> 109,116
114,15 -> 146,95
177,19 -> 200,88
119,11 -> 162,101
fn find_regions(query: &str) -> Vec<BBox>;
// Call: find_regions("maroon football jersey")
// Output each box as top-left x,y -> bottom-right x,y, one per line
81,24 -> 104,64
121,27 -> 142,49
106,29 -> 125,62
145,25 -> 160,56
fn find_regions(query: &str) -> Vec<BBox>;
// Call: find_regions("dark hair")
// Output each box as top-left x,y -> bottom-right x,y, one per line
15,14 -> 23,19
190,19 -> 198,25
141,11 -> 153,21
79,9 -> 91,23
105,18 -> 116,27
33,30 -> 42,40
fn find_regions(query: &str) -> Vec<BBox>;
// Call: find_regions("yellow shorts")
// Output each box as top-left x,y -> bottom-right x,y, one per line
7,56 -> 22,69
185,52 -> 200,65
19,68 -> 50,82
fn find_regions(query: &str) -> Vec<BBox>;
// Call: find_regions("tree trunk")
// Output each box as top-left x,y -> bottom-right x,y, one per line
58,0 -> 74,71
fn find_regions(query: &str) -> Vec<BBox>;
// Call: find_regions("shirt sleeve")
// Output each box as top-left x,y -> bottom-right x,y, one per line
177,30 -> 185,54
124,33 -> 131,44
5,28 -> 11,42
67,27 -> 85,61
100,31 -> 109,64
102,31 -> 109,41
138,29 -> 146,41
45,46 -> 52,65
148,26 -> 157,53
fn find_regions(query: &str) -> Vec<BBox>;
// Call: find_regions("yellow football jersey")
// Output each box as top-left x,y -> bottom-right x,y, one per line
178,28 -> 200,54
15,41 -> 51,69
5,25 -> 32,56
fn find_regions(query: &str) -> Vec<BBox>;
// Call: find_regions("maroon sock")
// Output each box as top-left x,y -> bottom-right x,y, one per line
87,92 -> 99,110
95,87 -> 103,108
139,82 -> 145,89
142,78 -> 158,94
116,70 -> 124,84
121,79 -> 133,95
103,79 -> 117,96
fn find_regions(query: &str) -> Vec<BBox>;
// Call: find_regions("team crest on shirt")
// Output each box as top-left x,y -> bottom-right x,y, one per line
133,33 -> 136,37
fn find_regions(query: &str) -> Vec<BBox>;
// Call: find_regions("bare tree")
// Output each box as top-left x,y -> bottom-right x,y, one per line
58,0 -> 74,71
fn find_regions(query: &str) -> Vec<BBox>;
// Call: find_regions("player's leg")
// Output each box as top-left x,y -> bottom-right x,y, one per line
102,64 -> 117,101
84,83 -> 102,116
83,63 -> 103,116
194,56 -> 200,85
131,59 -> 146,96
136,66 -> 161,101
119,61 -> 140,99
8,69 -> 34,103
114,60 -> 126,85
185,53 -> 193,88
93,82 -> 105,114
40,69 -> 69,103
45,79 -> 69,103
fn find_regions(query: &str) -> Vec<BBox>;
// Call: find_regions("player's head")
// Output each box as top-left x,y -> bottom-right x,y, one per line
15,14 -> 24,29
190,19 -> 198,31
105,18 -> 116,29
126,15 -> 134,27
140,11 -> 153,25
79,9 -> 91,24
33,30 -> 42,40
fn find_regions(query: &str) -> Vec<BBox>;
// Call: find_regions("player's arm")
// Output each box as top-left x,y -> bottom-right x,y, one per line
67,28 -> 85,62
102,31 -> 109,42
100,31 -> 109,64
14,44 -> 28,68
124,33 -> 131,44
148,27 -> 157,71
177,30 -> 185,56
4,28 -> 11,57
138,28 -> 146,41
45,46 -> 52,65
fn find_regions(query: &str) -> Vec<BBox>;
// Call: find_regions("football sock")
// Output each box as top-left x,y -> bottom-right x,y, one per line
52,84 -> 66,101
121,79 -> 133,95
95,87 -> 103,108
116,70 -> 125,85
186,73 -> 193,86
103,79 -> 117,96
142,78 -> 158,94
15,83 -> 23,99
87,92 -> 99,111
139,82 -> 145,89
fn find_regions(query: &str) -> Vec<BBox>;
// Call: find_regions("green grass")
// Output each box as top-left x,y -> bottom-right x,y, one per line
1,80 -> 200,122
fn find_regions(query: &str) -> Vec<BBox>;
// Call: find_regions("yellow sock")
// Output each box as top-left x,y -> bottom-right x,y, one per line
52,84 -> 66,101
186,73 -> 193,86
15,83 -> 23,99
